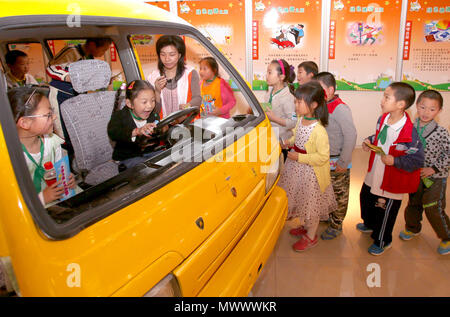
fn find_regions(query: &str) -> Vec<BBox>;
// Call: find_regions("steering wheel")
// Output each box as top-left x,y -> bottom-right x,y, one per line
138,106 -> 200,148
154,106 -> 200,134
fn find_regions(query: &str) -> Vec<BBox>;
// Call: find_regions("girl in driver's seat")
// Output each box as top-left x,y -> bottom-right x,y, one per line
108,80 -> 161,170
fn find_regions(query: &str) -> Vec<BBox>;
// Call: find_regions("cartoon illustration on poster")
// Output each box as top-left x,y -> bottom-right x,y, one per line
329,0 -> 401,91
333,0 -> 344,11
424,20 -> 449,43
401,0 -> 449,91
179,2 -> 191,13
252,0 -> 322,90
271,24 -> 305,49
348,22 -> 383,46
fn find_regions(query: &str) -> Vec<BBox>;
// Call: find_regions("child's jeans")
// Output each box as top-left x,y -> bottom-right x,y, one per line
360,183 -> 402,248
120,150 -> 164,170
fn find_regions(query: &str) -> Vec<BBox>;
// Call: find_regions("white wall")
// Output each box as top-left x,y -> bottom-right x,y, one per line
253,90 -> 450,146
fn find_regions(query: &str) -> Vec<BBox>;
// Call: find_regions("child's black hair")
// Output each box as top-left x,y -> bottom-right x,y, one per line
5,50 -> 28,66
200,57 -> 219,77
313,72 -> 336,91
270,59 -> 296,94
416,89 -> 443,110
114,80 -> 156,112
156,35 -> 186,82
7,87 -> 45,122
85,38 -> 112,48
388,82 -> 416,110
294,81 -> 328,127
298,61 -> 318,76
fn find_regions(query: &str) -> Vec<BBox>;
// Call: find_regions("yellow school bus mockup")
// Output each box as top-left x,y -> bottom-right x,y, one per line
0,0 -> 287,296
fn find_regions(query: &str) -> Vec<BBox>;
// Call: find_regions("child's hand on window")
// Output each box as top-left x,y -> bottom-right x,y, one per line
43,181 -> 64,204
381,154 -> 394,166
420,167 -> 435,178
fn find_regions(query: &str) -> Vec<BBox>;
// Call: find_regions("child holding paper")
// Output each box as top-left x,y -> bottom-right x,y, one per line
358,82 -> 424,255
8,87 -> 76,205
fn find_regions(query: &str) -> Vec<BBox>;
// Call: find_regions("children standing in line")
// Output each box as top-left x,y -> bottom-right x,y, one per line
399,90 -> 450,255
264,59 -> 296,158
108,80 -> 161,169
8,87 -> 76,205
198,57 -> 236,119
5,50 -> 38,89
278,81 -> 337,252
297,61 -> 318,86
358,82 -> 424,256
314,72 -> 357,239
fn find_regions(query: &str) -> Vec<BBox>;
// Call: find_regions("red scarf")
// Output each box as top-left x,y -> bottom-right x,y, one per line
327,95 -> 345,114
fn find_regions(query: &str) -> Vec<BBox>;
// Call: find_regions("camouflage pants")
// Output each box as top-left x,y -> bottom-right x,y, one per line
405,178 -> 449,241
329,170 -> 350,230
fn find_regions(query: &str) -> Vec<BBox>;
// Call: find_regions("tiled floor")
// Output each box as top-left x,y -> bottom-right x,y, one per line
251,148 -> 450,297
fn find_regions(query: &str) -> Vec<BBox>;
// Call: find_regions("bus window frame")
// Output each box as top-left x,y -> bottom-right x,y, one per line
0,15 -> 264,240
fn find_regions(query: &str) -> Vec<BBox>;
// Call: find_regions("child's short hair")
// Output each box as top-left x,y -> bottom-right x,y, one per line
200,57 -> 219,77
7,87 -> 45,122
294,81 -> 328,127
298,61 -> 318,76
313,72 -> 336,91
416,89 -> 443,109
5,50 -> 28,66
114,80 -> 155,112
388,82 -> 415,110
85,38 -> 112,48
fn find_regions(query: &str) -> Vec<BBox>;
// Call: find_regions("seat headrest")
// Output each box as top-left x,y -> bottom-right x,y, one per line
69,60 -> 111,93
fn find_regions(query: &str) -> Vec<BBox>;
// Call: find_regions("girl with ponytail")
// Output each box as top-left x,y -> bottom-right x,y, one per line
264,59 -> 296,159
108,80 -> 161,169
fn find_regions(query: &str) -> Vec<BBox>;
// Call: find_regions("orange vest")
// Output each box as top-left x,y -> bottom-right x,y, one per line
200,77 -> 222,113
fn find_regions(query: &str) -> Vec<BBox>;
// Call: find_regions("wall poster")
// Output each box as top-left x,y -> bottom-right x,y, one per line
252,0 -> 323,91
328,0 -> 402,91
177,0 -> 247,82
401,0 -> 449,91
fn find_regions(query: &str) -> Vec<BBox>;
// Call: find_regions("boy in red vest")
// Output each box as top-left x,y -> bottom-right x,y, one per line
358,82 -> 424,255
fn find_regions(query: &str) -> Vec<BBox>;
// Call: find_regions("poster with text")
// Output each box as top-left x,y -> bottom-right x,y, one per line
177,0 -> 246,80
401,0 -> 449,91
252,0 -> 322,91
329,0 -> 402,90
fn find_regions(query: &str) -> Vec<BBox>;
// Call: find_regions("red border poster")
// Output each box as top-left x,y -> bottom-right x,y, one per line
329,0 -> 402,91
178,0 -> 246,77
252,0 -> 322,91
401,0 -> 449,91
